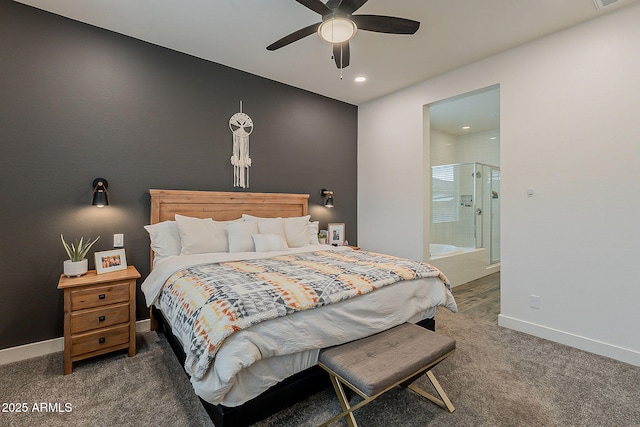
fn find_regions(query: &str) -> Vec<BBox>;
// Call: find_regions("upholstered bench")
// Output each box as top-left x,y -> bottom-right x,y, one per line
317,323 -> 456,427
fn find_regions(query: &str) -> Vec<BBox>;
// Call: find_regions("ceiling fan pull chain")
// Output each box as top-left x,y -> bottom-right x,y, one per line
340,43 -> 343,80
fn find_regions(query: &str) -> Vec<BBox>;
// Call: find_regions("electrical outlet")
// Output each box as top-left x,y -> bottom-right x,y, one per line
114,234 -> 124,248
530,295 -> 541,309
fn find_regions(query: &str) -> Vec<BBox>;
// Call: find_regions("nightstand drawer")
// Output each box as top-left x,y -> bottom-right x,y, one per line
70,282 -> 130,311
70,302 -> 130,334
70,324 -> 130,357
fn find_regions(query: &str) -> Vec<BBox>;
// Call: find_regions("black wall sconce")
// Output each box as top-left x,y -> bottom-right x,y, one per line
321,189 -> 334,208
92,178 -> 109,207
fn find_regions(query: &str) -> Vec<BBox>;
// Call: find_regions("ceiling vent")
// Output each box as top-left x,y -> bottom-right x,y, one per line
593,0 -> 621,10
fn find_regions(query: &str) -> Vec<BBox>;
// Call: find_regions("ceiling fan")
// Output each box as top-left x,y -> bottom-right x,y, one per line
267,0 -> 420,69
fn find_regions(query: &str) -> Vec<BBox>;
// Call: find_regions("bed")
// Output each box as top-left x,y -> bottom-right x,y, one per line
141,189 -> 457,426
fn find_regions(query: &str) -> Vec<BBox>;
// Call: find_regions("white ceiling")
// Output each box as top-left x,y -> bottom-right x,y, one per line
429,86 -> 500,136
15,0 -> 638,106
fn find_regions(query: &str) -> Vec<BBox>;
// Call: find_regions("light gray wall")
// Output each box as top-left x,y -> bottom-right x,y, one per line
359,3 -> 640,366
0,0 -> 357,350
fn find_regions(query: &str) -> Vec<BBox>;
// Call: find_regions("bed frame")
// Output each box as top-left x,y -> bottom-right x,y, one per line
147,189 -> 435,427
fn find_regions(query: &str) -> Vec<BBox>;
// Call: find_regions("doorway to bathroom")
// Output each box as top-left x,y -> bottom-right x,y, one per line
426,85 -> 500,291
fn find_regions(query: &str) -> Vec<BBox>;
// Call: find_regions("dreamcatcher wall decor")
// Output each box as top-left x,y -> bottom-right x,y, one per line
229,101 -> 253,188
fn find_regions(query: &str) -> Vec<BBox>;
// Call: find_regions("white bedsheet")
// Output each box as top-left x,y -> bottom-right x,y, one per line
141,245 -> 458,407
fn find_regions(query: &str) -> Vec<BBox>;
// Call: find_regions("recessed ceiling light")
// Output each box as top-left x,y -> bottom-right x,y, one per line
354,76 -> 367,83
462,126 -> 470,130
490,137 -> 497,140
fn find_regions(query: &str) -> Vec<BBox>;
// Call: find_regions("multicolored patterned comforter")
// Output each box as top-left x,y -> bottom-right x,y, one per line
158,249 -> 451,380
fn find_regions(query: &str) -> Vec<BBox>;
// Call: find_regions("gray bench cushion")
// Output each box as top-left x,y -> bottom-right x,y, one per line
319,323 -> 456,396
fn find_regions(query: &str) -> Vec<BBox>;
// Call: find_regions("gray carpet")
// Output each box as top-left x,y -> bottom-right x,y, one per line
0,332 -> 212,427
1,309 -> 639,426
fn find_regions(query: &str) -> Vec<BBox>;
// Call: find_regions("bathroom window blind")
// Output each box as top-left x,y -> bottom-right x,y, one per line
432,165 -> 458,223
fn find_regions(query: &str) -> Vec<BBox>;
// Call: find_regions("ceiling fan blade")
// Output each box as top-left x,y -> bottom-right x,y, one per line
352,14 -> 420,34
267,22 -> 321,50
325,0 -> 343,10
336,0 -> 369,14
333,42 -> 350,69
295,0 -> 331,15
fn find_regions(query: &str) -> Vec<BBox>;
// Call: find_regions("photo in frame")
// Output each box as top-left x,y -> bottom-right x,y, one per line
95,248 -> 127,274
328,223 -> 345,246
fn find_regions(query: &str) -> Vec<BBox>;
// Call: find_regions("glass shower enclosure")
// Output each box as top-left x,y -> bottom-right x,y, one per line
431,162 -> 500,265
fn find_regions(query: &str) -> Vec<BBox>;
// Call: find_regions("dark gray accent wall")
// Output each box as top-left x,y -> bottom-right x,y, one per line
0,1 -> 357,350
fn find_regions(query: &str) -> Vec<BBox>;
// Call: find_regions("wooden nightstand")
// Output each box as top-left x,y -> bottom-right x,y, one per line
57,265 -> 140,375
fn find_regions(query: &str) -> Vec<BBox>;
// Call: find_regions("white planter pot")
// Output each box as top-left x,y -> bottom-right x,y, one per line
64,259 -> 88,277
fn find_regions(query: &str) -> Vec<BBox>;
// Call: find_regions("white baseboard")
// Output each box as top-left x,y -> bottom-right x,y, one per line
0,319 -> 151,366
498,314 -> 640,367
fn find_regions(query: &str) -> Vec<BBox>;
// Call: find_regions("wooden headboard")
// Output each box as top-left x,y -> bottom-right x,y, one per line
148,189 -> 310,264
149,189 -> 309,223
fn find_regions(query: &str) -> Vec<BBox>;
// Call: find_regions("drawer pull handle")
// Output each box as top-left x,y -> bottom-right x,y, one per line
98,316 -> 106,322
98,337 -> 106,344
98,294 -> 106,300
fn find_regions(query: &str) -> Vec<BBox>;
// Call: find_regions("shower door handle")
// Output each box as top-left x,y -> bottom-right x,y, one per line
476,208 -> 482,215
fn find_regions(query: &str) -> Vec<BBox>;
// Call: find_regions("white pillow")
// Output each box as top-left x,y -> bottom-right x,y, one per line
227,221 -> 259,253
242,214 -> 268,221
283,215 -> 312,247
243,214 -> 311,247
252,233 -> 289,252
242,214 -> 269,222
307,221 -> 320,245
175,214 -> 228,255
242,216 -> 288,240
258,219 -> 286,238
144,221 -> 181,261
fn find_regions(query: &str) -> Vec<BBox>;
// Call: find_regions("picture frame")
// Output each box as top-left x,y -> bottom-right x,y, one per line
328,223 -> 345,246
94,248 -> 127,274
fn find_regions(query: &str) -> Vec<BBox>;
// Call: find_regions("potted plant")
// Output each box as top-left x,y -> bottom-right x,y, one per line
318,230 -> 328,245
61,235 -> 100,277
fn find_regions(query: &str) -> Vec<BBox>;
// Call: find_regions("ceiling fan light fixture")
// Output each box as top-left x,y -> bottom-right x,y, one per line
318,17 -> 357,44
